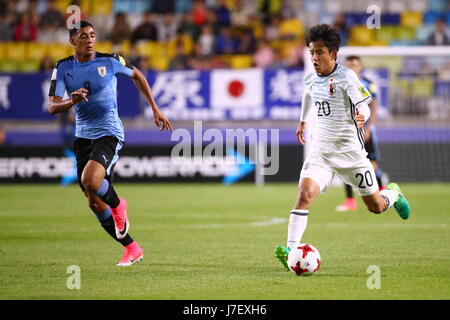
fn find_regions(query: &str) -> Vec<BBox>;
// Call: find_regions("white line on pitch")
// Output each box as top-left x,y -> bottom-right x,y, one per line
250,218 -> 288,226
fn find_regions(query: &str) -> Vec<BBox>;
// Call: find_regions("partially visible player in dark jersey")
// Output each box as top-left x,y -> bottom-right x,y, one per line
48,21 -> 173,266
336,55 -> 384,212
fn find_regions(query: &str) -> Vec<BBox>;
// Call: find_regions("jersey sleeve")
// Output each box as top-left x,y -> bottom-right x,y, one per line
300,85 -> 313,122
111,54 -> 134,77
345,69 -> 372,107
48,63 -> 66,97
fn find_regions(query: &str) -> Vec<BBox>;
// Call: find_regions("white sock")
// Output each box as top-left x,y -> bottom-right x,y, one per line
287,210 -> 309,250
380,189 -> 398,210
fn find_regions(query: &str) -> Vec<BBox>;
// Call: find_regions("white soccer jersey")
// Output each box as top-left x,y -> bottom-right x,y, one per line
301,64 -> 372,154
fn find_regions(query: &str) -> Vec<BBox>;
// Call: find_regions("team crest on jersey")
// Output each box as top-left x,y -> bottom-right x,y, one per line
97,66 -> 107,77
328,83 -> 336,96
327,77 -> 336,96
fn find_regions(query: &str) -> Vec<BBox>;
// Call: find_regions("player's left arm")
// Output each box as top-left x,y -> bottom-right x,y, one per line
345,70 -> 372,129
363,98 -> 377,139
112,54 -> 173,131
297,85 -> 313,145
355,103 -> 371,129
363,82 -> 378,139
131,67 -> 173,131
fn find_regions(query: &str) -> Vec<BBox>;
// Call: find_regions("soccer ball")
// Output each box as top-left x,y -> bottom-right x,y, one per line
287,243 -> 321,276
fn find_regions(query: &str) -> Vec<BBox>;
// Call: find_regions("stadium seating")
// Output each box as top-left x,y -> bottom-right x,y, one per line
229,54 -> 253,69
400,11 -> 423,28
374,26 -> 395,44
279,19 -> 304,38
27,42 -> 49,62
381,13 -> 401,26
95,41 -> 113,55
0,43 -> 5,61
345,13 -> 369,28
168,35 -> 194,56
176,0 -> 193,13
349,25 -> 376,46
116,40 -> 131,57
46,43 -> 72,62
5,42 -> 27,61
411,78 -> 434,97
0,0 -> 448,72
54,0 -> 71,14
151,55 -> 170,71
397,26 -> 417,42
0,60 -> 18,73
92,0 -> 113,15
415,25 -> 436,44
428,0 -> 448,12
113,0 -> 151,14
423,11 -> 444,25
18,60 -> 40,73
136,41 -> 157,59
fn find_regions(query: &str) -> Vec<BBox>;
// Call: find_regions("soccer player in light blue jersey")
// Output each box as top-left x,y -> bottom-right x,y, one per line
48,21 -> 173,266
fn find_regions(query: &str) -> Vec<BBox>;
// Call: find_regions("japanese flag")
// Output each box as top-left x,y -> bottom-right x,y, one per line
210,69 -> 263,110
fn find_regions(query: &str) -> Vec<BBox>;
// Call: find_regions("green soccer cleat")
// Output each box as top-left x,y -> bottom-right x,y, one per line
388,183 -> 410,220
275,245 -> 291,272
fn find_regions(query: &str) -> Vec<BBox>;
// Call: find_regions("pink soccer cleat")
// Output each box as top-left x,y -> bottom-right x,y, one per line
116,242 -> 144,267
111,198 -> 130,239
336,198 -> 358,212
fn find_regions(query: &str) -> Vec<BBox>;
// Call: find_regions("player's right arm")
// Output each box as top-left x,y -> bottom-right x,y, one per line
48,88 -> 88,115
296,85 -> 313,145
47,61 -> 88,115
344,69 -> 372,127
364,83 -> 378,140
110,53 -> 173,132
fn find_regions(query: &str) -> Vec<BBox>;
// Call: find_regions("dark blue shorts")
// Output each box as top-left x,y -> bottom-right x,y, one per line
73,135 -> 124,191
364,128 -> 381,162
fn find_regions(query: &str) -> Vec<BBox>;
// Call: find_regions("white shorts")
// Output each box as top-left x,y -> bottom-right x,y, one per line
300,149 -> 378,196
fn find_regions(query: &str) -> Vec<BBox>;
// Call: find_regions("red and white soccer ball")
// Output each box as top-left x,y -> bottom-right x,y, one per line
287,243 -> 321,276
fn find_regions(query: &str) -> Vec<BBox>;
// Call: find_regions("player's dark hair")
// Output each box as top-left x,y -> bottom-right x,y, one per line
346,55 -> 361,62
305,24 -> 341,53
69,20 -> 94,38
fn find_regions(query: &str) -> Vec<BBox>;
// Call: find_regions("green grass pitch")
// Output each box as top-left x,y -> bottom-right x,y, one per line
0,183 -> 449,300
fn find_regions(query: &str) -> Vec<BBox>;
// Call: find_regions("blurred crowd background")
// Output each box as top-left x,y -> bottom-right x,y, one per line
0,0 -> 449,184
0,0 -> 449,73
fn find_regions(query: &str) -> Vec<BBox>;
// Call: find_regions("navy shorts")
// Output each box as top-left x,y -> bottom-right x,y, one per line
73,136 -> 124,192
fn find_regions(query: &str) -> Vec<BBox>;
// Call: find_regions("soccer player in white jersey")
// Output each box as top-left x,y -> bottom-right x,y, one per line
275,24 -> 410,272
336,55 -> 385,212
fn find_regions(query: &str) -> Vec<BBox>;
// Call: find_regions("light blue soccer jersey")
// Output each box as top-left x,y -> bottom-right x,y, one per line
49,52 -> 134,141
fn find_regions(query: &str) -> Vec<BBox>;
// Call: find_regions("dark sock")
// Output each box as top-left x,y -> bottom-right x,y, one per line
377,176 -> 383,189
96,179 -> 120,209
100,216 -> 134,246
376,169 -> 383,188
345,184 -> 353,198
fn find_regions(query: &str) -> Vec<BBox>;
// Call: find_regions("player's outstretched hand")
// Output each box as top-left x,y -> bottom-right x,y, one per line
296,122 -> 307,145
153,110 -> 173,132
71,88 -> 88,104
355,110 -> 365,128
